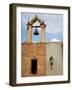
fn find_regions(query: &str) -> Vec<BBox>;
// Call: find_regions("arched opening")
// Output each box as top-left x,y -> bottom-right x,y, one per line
27,15 -> 46,43
32,20 -> 40,43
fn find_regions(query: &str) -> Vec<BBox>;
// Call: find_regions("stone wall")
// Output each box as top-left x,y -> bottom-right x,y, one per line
21,42 -> 63,77
21,43 -> 46,77
46,42 -> 63,76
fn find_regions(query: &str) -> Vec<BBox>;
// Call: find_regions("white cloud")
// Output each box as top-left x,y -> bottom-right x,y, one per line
51,38 -> 61,42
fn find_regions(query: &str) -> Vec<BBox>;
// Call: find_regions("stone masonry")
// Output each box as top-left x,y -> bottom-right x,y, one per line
21,43 -> 46,77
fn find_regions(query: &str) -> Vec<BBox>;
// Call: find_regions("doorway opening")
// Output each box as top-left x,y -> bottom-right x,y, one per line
31,59 -> 37,74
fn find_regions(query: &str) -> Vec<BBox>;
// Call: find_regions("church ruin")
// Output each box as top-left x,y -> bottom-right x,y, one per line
21,15 -> 63,77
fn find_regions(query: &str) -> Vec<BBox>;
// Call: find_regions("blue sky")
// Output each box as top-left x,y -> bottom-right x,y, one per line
21,12 -> 63,43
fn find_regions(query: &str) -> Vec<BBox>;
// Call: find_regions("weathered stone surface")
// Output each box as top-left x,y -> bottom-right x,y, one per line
21,42 -> 63,77
21,43 -> 46,77
46,42 -> 63,76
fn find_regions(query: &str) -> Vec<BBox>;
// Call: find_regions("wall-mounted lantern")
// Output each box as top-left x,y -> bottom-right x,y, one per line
49,56 -> 54,70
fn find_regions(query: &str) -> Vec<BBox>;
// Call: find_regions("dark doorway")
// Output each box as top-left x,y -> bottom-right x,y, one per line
31,59 -> 37,74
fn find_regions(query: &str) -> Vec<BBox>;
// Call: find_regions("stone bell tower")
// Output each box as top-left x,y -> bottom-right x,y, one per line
21,15 -> 46,77
27,15 -> 46,42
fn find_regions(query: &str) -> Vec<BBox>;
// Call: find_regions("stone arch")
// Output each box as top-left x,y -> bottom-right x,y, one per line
29,15 -> 43,25
26,15 -> 46,42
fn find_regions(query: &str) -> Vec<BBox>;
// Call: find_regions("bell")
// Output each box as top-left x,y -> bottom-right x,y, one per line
34,27 -> 39,35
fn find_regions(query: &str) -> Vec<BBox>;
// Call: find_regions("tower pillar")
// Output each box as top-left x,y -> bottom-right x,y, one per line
40,24 -> 46,42
27,24 -> 32,42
